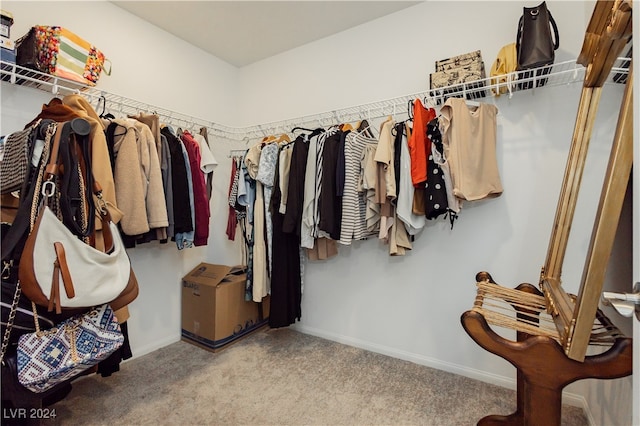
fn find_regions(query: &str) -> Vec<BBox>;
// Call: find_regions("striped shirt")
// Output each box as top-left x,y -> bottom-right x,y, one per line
339,132 -> 379,245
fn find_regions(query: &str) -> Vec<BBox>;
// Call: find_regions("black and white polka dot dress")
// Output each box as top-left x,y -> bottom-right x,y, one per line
424,119 -> 449,220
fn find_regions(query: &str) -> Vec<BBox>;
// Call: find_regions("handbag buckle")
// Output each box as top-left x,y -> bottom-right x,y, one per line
96,190 -> 108,214
41,180 -> 56,197
1,261 -> 12,279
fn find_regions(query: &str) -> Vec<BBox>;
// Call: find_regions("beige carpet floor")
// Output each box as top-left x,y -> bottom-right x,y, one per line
49,328 -> 587,425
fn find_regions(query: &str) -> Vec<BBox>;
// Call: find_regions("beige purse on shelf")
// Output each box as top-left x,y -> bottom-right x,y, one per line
489,43 -> 518,96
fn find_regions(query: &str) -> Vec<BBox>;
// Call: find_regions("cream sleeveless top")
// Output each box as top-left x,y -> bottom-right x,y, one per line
440,98 -> 503,201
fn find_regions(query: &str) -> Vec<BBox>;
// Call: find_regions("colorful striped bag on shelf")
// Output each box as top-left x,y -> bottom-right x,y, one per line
15,25 -> 111,86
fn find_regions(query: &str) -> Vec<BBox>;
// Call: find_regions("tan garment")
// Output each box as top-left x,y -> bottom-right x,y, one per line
306,237 -> 338,261
252,181 -> 269,302
440,98 -> 503,201
373,119 -> 396,200
412,189 -> 426,216
361,144 -> 379,233
389,212 -> 412,256
278,146 -> 293,214
244,143 -> 262,179
129,120 -> 169,230
371,121 -> 396,241
106,119 -> 149,235
130,112 -> 162,158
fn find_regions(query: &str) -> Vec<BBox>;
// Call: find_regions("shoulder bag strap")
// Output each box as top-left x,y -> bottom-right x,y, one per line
0,279 -> 21,364
57,119 -> 96,239
43,120 -> 64,182
516,15 -> 524,58
548,11 -> 559,50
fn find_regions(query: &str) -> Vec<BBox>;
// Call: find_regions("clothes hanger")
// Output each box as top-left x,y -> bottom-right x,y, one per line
308,128 -> 325,139
96,95 -> 106,117
406,99 -> 415,122
423,95 -> 439,111
291,126 -> 325,141
291,126 -> 318,133
357,118 -> 377,138
96,95 -> 115,120
276,133 -> 291,144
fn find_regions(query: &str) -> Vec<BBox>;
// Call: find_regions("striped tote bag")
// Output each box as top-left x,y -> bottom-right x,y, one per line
31,26 -> 110,86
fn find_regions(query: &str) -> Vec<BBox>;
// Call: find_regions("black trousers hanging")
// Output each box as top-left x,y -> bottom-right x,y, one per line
268,144 -> 302,328
268,210 -> 302,328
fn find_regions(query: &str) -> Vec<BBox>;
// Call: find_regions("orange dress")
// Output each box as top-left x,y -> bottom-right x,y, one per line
407,99 -> 436,187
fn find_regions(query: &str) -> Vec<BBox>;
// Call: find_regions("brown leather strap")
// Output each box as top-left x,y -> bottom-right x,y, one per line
101,212 -> 114,253
50,258 -> 61,314
93,179 -> 115,252
44,122 -> 66,179
53,241 -> 75,300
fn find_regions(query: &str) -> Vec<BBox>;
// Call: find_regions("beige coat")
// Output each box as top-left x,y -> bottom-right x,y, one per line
130,120 -> 168,230
107,119 -> 150,235
106,118 -> 169,234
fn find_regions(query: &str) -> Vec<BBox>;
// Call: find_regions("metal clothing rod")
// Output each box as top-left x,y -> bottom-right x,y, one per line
0,58 -> 630,142
228,149 -> 248,158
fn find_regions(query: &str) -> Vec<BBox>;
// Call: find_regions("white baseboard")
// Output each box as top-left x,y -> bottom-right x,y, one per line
127,334 -> 181,360
293,324 -> 594,424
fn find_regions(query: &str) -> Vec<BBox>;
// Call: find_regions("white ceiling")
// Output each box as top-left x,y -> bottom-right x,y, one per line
111,1 -> 420,67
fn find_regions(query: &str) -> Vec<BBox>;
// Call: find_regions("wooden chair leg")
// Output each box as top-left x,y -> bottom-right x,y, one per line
461,309 -> 632,426
474,281 -> 541,426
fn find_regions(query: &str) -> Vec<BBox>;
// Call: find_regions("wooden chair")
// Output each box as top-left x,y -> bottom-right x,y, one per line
461,1 -> 633,424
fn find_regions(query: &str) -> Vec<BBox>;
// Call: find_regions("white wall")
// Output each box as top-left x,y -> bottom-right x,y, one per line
236,1 -> 589,124
2,1 -> 240,124
1,1 -> 633,425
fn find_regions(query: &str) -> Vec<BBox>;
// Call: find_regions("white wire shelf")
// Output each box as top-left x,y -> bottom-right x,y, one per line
1,58 -> 631,142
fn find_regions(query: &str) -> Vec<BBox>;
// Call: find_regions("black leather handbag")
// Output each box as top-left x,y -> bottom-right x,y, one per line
516,1 -> 559,89
14,27 -> 48,73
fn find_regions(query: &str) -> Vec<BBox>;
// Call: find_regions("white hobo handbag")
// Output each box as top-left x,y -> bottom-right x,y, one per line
18,119 -> 133,314
20,204 -> 131,311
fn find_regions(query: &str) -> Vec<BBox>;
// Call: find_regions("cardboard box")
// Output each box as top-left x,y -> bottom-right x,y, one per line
181,263 -> 269,352
0,36 -> 15,50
